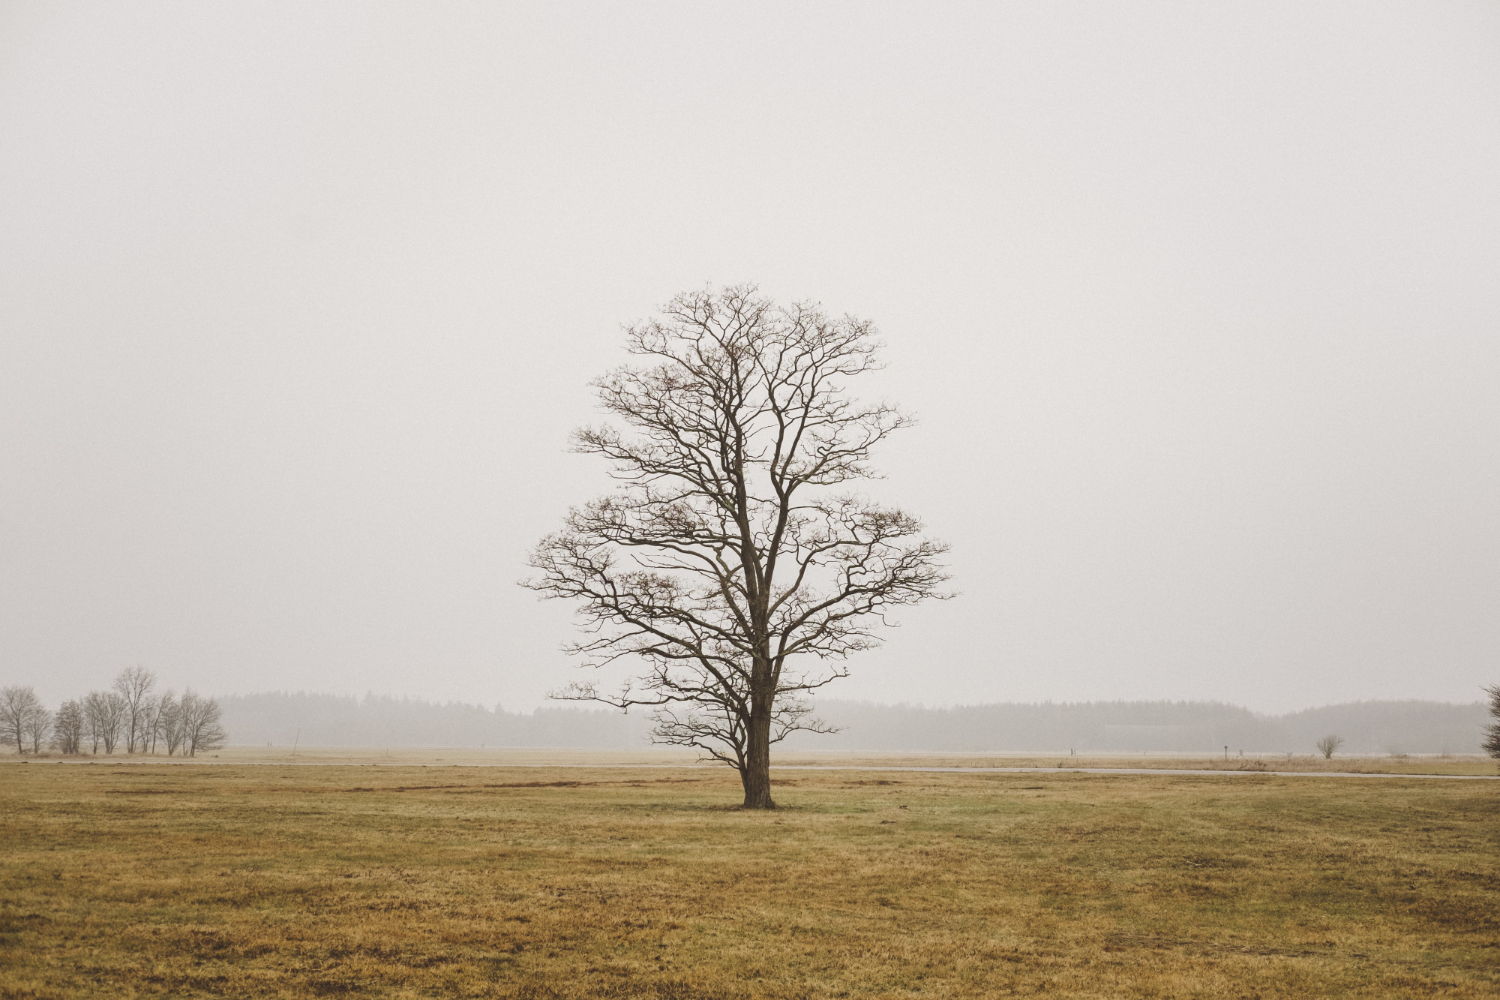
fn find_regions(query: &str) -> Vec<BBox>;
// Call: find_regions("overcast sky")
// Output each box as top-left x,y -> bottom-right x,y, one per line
3,2 -> 1498,714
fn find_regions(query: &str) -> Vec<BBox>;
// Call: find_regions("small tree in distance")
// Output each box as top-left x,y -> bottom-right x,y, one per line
1482,684 -> 1500,761
525,286 -> 951,809
1,687 -> 50,754
84,691 -> 125,754
180,690 -> 227,756
23,701 -> 51,754
159,693 -> 186,755
114,666 -> 157,753
1316,734 -> 1345,760
141,692 -> 169,754
0,686 -> 36,753
52,700 -> 85,754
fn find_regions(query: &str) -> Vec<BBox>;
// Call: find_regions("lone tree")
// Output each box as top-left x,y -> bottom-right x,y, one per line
1483,684 -> 1500,761
525,286 -> 950,808
1316,734 -> 1345,760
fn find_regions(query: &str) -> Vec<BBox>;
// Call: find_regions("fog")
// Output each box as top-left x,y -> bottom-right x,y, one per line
3,2 -> 1498,714
220,693 -> 1489,757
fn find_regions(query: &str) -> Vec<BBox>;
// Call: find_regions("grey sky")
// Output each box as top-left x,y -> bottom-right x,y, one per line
3,2 -> 1497,713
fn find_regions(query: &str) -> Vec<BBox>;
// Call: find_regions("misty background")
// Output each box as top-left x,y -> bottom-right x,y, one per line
220,694 -> 1490,756
3,3 -> 1498,717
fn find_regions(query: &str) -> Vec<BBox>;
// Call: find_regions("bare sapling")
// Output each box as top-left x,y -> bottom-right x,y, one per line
1316,734 -> 1345,760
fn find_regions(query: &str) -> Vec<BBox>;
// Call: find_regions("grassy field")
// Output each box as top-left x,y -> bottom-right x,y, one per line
26,744 -> 1496,775
2,761 -> 1497,998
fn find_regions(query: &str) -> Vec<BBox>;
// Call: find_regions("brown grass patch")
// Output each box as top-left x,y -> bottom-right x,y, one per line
0,764 -> 1497,998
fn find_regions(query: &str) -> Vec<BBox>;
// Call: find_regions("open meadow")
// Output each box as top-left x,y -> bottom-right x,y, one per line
2,759 -> 1497,999
26,744 -> 1494,775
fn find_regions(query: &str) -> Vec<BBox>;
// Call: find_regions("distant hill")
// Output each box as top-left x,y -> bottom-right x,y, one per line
790,699 -> 1489,755
218,692 -> 1490,755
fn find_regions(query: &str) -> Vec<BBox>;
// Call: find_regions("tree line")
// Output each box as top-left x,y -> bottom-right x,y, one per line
0,667 -> 226,757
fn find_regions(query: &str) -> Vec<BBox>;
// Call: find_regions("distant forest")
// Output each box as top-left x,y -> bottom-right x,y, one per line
220,693 -> 1490,755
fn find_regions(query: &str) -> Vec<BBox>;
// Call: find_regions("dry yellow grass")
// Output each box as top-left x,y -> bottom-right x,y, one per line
31,744 -> 1495,775
2,760 -> 1497,998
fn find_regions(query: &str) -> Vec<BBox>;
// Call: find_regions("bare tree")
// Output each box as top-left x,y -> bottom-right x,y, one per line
83,692 -> 105,753
1316,734 -> 1345,760
1,686 -> 46,754
525,287 -> 950,808
52,700 -> 85,754
23,702 -> 51,754
113,666 -> 157,753
84,690 -> 126,754
140,692 -> 168,754
84,691 -> 108,753
104,693 -> 127,752
159,692 -> 185,755
180,690 -> 227,756
1483,684 -> 1500,761
0,687 -> 29,753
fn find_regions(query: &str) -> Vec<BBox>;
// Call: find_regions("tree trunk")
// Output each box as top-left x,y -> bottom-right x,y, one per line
740,703 -> 776,809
